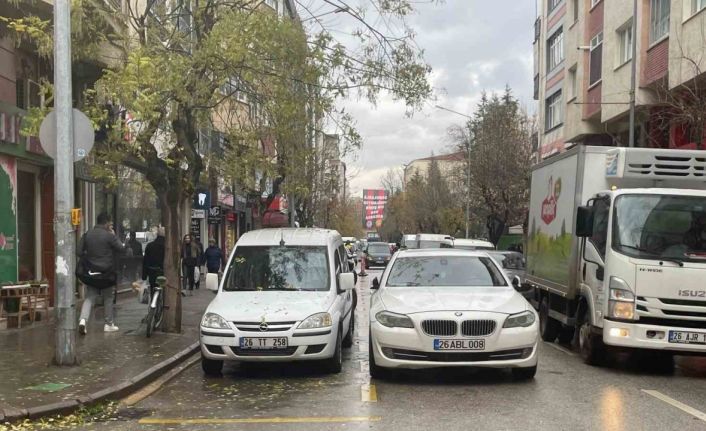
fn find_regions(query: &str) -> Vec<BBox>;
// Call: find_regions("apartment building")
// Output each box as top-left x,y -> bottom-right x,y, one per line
403,151 -> 465,189
534,0 -> 706,159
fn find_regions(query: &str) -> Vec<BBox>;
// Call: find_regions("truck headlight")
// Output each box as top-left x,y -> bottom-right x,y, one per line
298,312 -> 332,329
201,312 -> 230,329
375,311 -> 414,328
609,277 -> 635,320
503,310 -> 536,328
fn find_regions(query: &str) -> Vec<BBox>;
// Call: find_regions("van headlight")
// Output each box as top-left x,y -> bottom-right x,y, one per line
298,312 -> 332,329
201,313 -> 230,329
609,277 -> 635,320
503,310 -> 536,328
375,311 -> 414,328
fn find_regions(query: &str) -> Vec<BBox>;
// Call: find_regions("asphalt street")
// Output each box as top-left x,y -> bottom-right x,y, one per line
76,269 -> 706,431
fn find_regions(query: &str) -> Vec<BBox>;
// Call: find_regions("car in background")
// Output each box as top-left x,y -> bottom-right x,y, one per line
368,249 -> 538,380
199,228 -> 356,376
365,242 -> 393,268
401,233 -> 454,249
485,251 -> 530,300
451,238 -> 495,251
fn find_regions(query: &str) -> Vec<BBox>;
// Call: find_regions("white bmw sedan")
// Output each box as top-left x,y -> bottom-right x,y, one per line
368,249 -> 539,380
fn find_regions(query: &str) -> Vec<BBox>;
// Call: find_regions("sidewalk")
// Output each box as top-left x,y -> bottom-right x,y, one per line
0,286 -> 212,420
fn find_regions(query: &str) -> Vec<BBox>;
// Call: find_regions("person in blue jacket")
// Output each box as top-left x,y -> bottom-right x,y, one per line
203,238 -> 225,274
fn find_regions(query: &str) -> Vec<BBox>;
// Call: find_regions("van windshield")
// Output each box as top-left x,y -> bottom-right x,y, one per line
613,195 -> 706,263
224,246 -> 330,292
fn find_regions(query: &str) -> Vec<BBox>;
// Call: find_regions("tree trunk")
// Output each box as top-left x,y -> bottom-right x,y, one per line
158,191 -> 184,333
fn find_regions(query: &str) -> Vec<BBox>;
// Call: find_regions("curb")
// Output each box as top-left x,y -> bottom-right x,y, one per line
2,340 -> 199,423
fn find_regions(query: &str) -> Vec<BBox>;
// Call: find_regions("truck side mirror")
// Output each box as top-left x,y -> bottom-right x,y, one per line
576,206 -> 594,237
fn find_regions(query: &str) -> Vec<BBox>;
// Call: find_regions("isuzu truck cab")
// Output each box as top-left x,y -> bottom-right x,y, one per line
526,146 -> 706,366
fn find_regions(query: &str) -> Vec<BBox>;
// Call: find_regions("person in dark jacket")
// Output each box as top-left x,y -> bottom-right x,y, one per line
181,234 -> 201,296
77,212 -> 126,335
203,238 -> 225,274
142,227 -> 166,291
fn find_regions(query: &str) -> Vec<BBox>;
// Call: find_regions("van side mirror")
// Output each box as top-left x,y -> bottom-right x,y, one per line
338,272 -> 355,292
576,206 -> 594,237
371,277 -> 380,290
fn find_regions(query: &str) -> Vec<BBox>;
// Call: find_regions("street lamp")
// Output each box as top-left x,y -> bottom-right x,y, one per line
435,105 -> 472,239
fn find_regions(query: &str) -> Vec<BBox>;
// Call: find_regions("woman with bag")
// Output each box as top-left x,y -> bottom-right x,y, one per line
181,234 -> 201,296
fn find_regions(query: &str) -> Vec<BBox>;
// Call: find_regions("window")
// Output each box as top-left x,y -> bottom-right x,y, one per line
589,32 -> 603,86
650,0 -> 670,44
590,197 -> 610,258
572,0 -> 580,22
590,0 -> 601,8
547,28 -> 564,71
693,0 -> 706,14
545,91 -> 563,130
617,21 -> 633,65
568,66 -> 577,100
548,0 -> 563,13
386,256 -> 507,287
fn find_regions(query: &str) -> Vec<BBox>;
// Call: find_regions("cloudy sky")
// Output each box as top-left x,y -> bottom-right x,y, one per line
342,0 -> 537,195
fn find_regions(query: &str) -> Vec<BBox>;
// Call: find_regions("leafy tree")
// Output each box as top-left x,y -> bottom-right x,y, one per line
3,0 -> 434,331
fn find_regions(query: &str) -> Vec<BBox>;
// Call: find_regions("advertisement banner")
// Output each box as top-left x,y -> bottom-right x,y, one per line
0,155 -> 17,283
362,189 -> 388,230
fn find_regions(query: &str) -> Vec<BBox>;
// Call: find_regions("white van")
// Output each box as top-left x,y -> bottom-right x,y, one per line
200,228 -> 356,375
452,238 -> 495,251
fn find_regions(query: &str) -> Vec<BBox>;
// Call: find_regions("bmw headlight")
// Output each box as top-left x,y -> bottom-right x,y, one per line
298,312 -> 332,329
375,311 -> 414,328
201,312 -> 230,329
503,310 -> 536,328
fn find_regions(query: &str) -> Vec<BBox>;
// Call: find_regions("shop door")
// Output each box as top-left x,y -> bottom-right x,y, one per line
17,170 -> 38,280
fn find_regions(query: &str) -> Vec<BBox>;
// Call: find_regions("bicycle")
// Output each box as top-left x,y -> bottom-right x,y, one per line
145,275 -> 166,338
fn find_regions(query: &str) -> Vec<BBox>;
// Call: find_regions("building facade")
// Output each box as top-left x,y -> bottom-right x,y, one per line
403,151 -> 465,188
534,0 -> 706,159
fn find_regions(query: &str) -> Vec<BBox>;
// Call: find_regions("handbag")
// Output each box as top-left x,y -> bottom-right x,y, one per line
76,233 -> 117,289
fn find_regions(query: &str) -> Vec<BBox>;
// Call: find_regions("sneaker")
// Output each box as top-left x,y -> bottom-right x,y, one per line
104,323 -> 119,333
78,319 -> 87,335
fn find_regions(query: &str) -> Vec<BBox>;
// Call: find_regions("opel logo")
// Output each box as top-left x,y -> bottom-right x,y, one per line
454,312 -> 463,317
259,321 -> 269,332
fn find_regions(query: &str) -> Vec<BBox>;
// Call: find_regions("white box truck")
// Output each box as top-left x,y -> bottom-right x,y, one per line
526,145 -> 706,366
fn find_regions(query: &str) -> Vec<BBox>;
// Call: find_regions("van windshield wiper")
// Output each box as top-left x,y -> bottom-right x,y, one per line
617,244 -> 684,267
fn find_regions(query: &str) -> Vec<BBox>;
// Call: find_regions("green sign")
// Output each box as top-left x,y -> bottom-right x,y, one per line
0,155 -> 17,283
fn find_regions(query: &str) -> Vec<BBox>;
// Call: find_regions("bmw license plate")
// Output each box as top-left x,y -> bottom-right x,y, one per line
668,331 -> 706,345
240,337 -> 288,349
434,339 -> 485,351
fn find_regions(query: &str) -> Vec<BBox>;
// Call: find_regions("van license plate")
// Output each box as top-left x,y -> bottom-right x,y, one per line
240,337 -> 288,349
434,339 -> 485,350
668,331 -> 706,345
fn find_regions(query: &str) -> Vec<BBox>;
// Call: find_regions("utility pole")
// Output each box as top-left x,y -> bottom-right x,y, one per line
435,105 -> 472,238
54,0 -> 78,365
628,0 -> 638,147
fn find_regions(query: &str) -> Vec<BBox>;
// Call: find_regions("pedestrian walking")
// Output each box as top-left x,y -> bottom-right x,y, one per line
127,231 -> 143,280
181,234 -> 201,296
203,238 -> 225,274
142,227 -> 165,291
76,213 -> 126,334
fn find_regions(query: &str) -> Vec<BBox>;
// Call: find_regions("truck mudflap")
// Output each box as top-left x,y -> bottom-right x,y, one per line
603,319 -> 706,353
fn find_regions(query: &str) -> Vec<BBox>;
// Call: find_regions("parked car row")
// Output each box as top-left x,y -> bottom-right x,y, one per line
199,228 -> 539,380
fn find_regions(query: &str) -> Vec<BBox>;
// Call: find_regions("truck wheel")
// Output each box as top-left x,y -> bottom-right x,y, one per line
577,309 -> 605,366
539,297 -> 560,342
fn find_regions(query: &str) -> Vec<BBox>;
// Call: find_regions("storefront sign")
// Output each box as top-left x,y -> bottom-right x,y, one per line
191,209 -> 206,219
208,206 -> 221,225
190,218 -> 202,243
193,189 -> 210,210
0,155 -> 18,283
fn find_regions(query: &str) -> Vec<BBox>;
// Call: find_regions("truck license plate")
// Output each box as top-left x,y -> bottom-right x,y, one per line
434,339 -> 485,351
668,331 -> 706,345
239,337 -> 288,349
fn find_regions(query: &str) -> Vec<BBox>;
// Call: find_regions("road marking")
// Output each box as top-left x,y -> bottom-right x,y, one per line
122,354 -> 200,406
361,384 -> 378,402
642,390 -> 706,422
139,416 -> 382,425
543,341 -> 575,356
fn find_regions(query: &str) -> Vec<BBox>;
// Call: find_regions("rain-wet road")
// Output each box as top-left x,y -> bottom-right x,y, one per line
78,269 -> 706,431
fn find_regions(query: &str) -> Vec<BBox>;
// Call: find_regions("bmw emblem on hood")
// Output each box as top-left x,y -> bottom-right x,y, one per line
454,312 -> 463,317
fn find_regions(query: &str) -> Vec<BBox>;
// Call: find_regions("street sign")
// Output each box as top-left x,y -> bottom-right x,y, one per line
39,109 -> 94,162
208,206 -> 221,224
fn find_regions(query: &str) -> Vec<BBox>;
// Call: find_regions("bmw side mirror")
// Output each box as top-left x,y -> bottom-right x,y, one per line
512,275 -> 522,291
371,277 -> 380,290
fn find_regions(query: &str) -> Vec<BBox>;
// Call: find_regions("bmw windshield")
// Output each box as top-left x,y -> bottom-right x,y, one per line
386,256 -> 507,287
224,246 -> 330,292
612,195 -> 706,263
